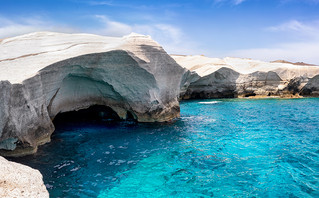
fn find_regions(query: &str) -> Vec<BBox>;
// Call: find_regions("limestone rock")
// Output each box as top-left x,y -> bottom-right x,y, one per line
173,55 -> 319,99
0,156 -> 49,198
0,32 -> 186,156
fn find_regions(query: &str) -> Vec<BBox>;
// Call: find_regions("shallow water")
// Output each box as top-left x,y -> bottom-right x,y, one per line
12,98 -> 319,197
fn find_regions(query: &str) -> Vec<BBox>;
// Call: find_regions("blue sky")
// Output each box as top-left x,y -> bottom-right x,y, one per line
1,0 -> 319,64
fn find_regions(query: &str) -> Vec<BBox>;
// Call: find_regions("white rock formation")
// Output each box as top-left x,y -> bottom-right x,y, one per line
173,55 -> 319,99
0,32 -> 186,156
0,156 -> 49,198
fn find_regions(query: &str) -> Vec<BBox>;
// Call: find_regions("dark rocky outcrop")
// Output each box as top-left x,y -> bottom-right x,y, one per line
300,75 -> 319,97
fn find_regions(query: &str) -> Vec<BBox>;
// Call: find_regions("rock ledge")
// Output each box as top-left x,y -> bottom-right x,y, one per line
0,156 -> 49,198
0,32 -> 186,156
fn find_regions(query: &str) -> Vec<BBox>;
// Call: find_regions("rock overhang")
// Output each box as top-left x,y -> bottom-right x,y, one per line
0,32 -> 187,156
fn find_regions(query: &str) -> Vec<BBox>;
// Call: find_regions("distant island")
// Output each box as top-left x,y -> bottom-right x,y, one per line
271,60 -> 317,66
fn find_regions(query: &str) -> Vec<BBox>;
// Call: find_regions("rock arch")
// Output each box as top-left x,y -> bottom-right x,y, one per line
0,33 -> 186,156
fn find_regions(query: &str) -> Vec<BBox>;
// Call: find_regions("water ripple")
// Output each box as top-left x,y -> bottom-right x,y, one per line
11,98 -> 319,198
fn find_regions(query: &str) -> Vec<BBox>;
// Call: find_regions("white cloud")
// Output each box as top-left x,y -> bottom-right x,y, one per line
281,0 -> 319,4
214,0 -> 247,5
91,15 -> 203,55
267,20 -> 319,37
135,23 -> 202,55
0,16 -> 77,39
87,1 -> 113,6
216,0 -> 319,6
230,20 -> 319,64
0,15 -> 202,56
233,0 -> 246,5
94,15 -> 132,36
231,42 -> 319,64
133,24 -> 182,45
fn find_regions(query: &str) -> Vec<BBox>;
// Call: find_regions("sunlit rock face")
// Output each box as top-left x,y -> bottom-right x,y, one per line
0,32 -> 186,156
174,55 -> 319,99
0,156 -> 49,198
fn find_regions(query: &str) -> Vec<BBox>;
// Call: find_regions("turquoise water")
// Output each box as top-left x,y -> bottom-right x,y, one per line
12,98 -> 319,197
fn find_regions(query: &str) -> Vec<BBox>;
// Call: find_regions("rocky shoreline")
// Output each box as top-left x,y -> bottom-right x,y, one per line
0,32 -> 185,157
0,32 -> 318,197
174,55 -> 319,100
0,156 -> 49,197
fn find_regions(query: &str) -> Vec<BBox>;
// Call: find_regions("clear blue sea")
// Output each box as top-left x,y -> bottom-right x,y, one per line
13,98 -> 319,198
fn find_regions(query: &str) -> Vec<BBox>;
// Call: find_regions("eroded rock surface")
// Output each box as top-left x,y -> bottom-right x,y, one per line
173,55 -> 319,99
0,156 -> 49,198
0,32 -> 186,156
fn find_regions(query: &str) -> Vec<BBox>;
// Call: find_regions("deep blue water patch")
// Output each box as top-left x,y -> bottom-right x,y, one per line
11,98 -> 319,197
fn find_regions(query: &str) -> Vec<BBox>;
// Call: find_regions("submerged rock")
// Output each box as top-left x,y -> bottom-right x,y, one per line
173,55 -> 319,99
0,156 -> 49,198
0,32 -> 186,156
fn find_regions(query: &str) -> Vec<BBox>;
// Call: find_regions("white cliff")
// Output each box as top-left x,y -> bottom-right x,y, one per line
0,32 -> 186,156
173,55 -> 319,99
0,156 -> 49,198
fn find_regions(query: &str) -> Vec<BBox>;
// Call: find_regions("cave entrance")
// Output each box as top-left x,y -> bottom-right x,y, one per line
244,93 -> 257,97
53,105 -> 126,126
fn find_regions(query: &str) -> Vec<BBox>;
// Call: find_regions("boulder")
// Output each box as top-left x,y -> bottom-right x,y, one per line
173,55 -> 319,99
0,156 -> 49,198
0,32 -> 186,156
300,75 -> 319,96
